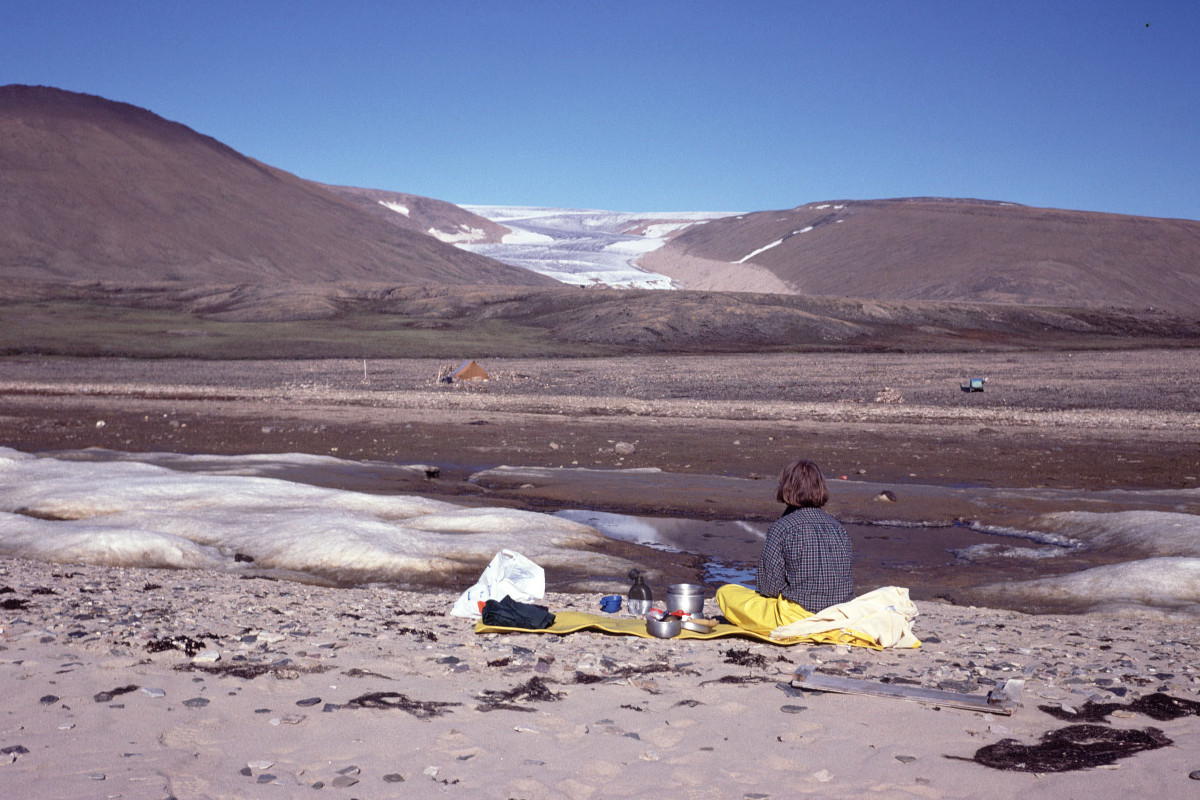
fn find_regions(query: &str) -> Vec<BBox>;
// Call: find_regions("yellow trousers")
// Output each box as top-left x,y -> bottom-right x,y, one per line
715,584 -> 811,634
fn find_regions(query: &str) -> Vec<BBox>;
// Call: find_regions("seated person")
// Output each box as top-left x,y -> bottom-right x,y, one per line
716,458 -> 853,632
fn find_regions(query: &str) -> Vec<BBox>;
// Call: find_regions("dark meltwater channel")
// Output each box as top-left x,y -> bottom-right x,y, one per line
553,509 -> 1100,608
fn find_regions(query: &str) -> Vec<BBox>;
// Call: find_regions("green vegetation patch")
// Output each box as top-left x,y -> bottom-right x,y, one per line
0,301 -> 612,359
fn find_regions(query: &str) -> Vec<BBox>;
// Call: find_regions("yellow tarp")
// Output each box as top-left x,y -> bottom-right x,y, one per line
474,610 -> 892,648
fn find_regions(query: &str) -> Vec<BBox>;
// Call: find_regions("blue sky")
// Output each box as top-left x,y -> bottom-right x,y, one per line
4,1 -> 1198,219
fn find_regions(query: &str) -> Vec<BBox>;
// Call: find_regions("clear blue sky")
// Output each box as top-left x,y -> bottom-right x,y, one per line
4,1 -> 1198,219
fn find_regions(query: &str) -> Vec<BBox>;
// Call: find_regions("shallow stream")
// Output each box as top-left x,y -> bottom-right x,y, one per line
552,509 -> 1140,612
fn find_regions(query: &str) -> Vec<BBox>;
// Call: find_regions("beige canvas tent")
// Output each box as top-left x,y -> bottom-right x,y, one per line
452,359 -> 490,381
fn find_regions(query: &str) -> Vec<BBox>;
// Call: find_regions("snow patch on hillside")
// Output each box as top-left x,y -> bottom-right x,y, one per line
378,200 -> 410,217
735,238 -> 783,264
428,225 -> 487,244
735,226 -> 815,264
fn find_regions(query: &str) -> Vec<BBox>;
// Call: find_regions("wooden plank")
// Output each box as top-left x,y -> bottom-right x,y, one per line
790,666 -> 1023,715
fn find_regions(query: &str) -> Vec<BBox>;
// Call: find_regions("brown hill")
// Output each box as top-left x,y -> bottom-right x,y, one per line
323,185 -> 509,246
0,85 -> 554,286
652,198 -> 1200,314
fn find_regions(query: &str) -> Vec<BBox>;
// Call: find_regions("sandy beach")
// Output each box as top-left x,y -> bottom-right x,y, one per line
3,350 -> 1200,797
3,557 -> 1199,799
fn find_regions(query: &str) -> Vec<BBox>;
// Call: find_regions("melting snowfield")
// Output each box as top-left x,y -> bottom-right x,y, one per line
460,206 -> 736,288
0,447 -> 637,591
2,447 -> 1199,616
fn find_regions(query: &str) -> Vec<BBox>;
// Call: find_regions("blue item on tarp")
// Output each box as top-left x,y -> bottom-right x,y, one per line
600,594 -> 622,613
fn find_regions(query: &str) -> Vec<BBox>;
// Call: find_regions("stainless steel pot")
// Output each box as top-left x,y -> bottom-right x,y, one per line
665,583 -> 705,615
644,613 -> 681,639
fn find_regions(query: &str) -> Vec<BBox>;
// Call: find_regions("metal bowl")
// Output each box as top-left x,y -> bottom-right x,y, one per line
644,613 -> 681,639
665,583 -> 705,615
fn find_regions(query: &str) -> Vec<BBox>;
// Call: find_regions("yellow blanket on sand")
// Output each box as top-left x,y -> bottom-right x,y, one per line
475,587 -> 920,650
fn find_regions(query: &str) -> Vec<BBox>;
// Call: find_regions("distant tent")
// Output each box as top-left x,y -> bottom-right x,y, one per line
452,359 -> 490,381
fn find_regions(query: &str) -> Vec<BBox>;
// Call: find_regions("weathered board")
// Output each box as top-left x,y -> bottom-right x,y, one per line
790,666 -> 1023,715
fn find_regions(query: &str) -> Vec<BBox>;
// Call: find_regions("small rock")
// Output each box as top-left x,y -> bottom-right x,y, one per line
874,490 -> 898,502
247,760 -> 274,770
336,766 -> 360,775
1190,770 -> 1200,780
811,769 -> 834,782
256,774 -> 277,784
182,697 -> 210,708
39,695 -> 59,705
614,442 -> 636,455
382,773 -> 406,783
331,775 -> 359,788
423,766 -> 439,777
239,766 -> 252,777
193,650 -> 221,663
895,755 -> 917,763
780,705 -> 807,714
141,687 -> 166,698
296,697 -> 322,707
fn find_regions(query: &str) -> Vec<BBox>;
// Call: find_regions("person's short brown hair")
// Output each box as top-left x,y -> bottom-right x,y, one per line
775,458 -> 829,508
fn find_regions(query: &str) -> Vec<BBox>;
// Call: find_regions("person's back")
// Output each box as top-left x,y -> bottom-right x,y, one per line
716,458 -> 853,632
758,505 -> 852,612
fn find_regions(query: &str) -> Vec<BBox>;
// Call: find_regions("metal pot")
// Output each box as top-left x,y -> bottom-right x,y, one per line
644,612 -> 681,639
665,583 -> 705,615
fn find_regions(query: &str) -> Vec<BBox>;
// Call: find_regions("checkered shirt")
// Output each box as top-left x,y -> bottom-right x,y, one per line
756,506 -> 853,612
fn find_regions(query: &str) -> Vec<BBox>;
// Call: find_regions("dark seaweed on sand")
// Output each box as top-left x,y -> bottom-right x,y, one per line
176,661 -> 331,680
699,675 -> 778,686
342,667 -> 395,680
146,635 -> 207,656
477,677 -> 565,713
343,691 -> 461,718
572,671 -> 604,684
1039,692 -> 1200,723
723,648 -> 769,669
956,724 -> 1172,772
1,597 -> 31,610
390,626 -> 438,642
94,684 -> 139,702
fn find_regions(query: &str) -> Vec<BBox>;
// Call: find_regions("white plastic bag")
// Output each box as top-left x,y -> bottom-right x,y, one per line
450,549 -> 546,618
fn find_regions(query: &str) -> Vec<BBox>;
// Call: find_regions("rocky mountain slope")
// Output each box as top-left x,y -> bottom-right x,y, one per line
650,198 -> 1200,314
323,185 -> 510,246
0,85 -> 554,287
